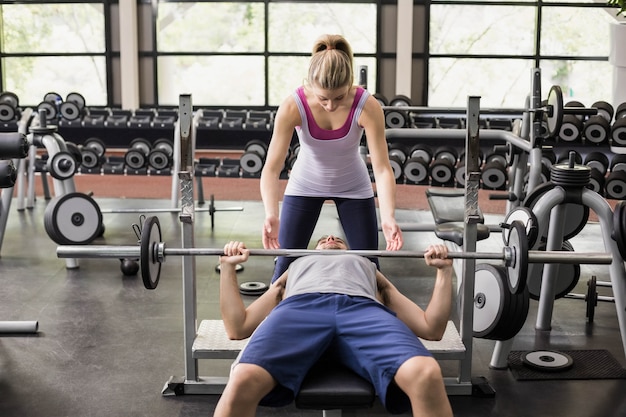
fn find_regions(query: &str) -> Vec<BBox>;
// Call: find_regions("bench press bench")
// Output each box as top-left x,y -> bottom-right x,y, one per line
425,188 -> 492,246
190,319 -> 465,416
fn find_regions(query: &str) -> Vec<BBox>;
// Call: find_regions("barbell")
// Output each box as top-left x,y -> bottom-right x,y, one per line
56,216 -> 614,291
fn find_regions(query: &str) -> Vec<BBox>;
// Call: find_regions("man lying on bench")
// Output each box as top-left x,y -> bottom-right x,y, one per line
214,235 -> 454,417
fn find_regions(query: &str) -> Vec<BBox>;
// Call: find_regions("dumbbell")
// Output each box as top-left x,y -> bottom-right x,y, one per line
481,153 -> 507,190
0,92 -> 20,122
124,138 -> 152,170
429,146 -> 458,186
148,138 -> 174,170
240,140 -> 268,176
59,92 -> 86,121
80,137 -> 107,170
403,144 -> 432,185
388,143 -> 408,182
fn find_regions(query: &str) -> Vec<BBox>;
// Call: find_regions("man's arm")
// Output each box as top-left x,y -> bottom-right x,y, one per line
376,244 -> 454,341
219,241 -> 286,340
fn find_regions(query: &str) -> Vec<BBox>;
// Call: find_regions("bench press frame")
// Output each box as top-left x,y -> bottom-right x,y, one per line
157,95 -> 491,415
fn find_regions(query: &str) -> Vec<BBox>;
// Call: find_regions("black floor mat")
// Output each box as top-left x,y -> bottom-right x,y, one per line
508,350 -> 626,380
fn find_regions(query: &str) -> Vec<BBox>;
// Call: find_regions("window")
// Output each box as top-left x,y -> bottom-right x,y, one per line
0,2 -> 108,107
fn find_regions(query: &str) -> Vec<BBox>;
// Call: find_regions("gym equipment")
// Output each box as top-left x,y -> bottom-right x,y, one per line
382,84 -> 597,138
521,350 -> 574,372
472,263 -> 529,340
0,91 -> 20,122
239,281 -> 269,296
80,137 -> 106,171
56,214 -> 614,292
44,192 -> 104,245
99,194 -> 243,230
148,138 -> 174,171
240,139 -> 267,176
124,137 -> 152,170
564,276 -> 615,323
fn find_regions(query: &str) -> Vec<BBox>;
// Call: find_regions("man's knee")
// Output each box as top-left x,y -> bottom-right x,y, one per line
226,363 -> 276,400
395,356 -> 444,391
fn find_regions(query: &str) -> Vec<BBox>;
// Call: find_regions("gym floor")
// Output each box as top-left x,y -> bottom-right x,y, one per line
1,178 -> 625,417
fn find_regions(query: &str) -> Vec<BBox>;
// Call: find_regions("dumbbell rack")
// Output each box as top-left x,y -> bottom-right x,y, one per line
160,94 -> 483,403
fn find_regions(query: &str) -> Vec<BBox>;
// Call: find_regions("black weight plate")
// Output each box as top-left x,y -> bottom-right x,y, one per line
47,151 -> 77,180
0,91 -> 19,108
523,182 -> 589,241
140,216 -> 162,290
239,281 -> 269,296
527,241 -> 580,301
586,276 -> 598,323
522,350 -> 574,372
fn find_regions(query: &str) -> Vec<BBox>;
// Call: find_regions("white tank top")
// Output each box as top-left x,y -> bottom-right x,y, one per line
284,87 -> 374,198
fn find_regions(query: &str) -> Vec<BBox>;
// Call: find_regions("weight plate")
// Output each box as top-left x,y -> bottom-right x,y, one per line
140,216 -> 162,290
527,241 -> 580,301
47,151 -> 77,180
0,91 -> 19,108
148,149 -> 170,170
240,151 -> 264,174
215,263 -> 244,273
522,350 -> 574,372
0,103 -> 16,122
60,101 -> 81,121
244,139 -> 268,158
385,110 -> 407,128
507,220 -> 528,295
403,157 -> 429,183
44,192 -> 103,245
546,85 -> 564,138
239,281 -> 269,296
586,276 -> 598,323
80,147 -> 101,170
481,161 -> 507,189
125,149 -> 146,169
66,92 -> 86,109
43,92 -> 62,104
84,137 -> 106,158
37,101 -> 57,120
473,264 -> 508,338
502,206 -> 538,248
523,182 -> 589,241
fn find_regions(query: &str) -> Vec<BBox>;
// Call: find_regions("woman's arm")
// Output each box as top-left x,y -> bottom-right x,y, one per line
259,95 -> 301,249
359,95 -> 403,251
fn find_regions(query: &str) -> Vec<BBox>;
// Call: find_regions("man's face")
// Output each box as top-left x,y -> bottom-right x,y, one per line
315,235 -> 348,250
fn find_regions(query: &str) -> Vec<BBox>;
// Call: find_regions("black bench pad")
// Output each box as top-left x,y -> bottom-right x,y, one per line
295,361 -> 375,410
434,222 -> 491,246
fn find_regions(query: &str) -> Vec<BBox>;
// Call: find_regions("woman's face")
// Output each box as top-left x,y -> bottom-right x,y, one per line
311,85 -> 351,112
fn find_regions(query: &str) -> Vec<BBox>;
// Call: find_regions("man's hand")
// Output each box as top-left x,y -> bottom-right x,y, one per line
219,241 -> 250,266
424,244 -> 453,269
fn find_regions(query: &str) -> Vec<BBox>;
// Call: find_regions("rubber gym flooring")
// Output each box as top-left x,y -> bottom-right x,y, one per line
1,176 -> 625,417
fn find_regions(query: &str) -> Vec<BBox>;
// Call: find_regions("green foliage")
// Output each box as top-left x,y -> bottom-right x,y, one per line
608,0 -> 626,16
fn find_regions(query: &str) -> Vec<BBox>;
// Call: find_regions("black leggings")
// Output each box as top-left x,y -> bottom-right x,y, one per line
271,195 -> 380,282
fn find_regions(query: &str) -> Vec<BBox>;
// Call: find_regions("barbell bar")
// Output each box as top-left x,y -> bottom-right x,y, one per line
56,216 -> 615,291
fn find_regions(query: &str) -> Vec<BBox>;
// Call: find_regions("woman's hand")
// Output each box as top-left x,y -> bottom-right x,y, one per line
262,215 -> 280,249
381,220 -> 404,251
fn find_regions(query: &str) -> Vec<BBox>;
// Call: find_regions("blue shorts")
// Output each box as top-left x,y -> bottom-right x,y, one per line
236,293 -> 432,413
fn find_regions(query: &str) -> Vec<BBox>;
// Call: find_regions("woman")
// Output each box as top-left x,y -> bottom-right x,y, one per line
260,34 -> 404,282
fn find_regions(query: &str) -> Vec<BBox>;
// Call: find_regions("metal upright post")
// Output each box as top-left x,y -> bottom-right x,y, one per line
177,94 -> 199,383
457,96 -> 481,390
